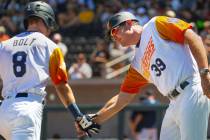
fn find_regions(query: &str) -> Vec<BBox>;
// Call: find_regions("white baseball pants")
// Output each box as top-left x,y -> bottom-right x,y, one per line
0,94 -> 44,140
160,82 -> 210,140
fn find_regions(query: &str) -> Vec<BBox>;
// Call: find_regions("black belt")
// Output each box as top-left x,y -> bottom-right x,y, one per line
15,92 -> 28,98
168,81 -> 189,99
15,92 -> 45,105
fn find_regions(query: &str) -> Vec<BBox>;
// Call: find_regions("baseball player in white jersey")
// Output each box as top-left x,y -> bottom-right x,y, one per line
76,11 -> 210,140
0,1 -> 100,140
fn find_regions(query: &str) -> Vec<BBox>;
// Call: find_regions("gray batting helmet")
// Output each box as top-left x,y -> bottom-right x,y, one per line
106,11 -> 138,39
24,1 -> 58,31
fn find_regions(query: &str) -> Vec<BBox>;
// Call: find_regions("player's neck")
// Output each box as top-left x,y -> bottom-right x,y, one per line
131,25 -> 142,45
27,26 -> 40,32
27,25 -> 50,37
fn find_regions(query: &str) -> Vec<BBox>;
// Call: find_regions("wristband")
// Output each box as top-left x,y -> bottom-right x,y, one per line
199,68 -> 210,75
67,103 -> 83,119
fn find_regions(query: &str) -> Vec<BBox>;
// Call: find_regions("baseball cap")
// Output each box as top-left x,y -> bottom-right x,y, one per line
106,11 -> 138,40
107,11 -> 138,31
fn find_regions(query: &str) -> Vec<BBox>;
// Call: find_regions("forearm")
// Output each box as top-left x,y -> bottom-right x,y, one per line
54,82 -> 76,107
94,95 -> 121,124
185,29 -> 208,69
94,92 -> 136,124
54,82 -> 85,119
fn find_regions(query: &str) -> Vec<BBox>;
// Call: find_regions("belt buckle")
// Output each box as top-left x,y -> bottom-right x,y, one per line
168,89 -> 180,100
168,80 -> 189,100
167,93 -> 174,100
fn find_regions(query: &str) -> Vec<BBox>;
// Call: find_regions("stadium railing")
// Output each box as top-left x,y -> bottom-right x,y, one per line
105,51 -> 134,79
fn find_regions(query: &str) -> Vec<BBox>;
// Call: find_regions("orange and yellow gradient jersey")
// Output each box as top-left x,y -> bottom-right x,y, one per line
120,16 -> 200,96
120,67 -> 148,93
155,16 -> 192,43
49,47 -> 68,85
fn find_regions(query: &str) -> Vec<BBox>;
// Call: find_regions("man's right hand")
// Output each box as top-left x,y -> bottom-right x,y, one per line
76,114 -> 101,137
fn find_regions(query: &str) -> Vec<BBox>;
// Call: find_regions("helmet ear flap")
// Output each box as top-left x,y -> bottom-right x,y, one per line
48,17 -> 58,31
47,17 -> 53,29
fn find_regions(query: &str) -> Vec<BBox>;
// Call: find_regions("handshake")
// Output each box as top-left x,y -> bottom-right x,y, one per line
75,114 -> 101,137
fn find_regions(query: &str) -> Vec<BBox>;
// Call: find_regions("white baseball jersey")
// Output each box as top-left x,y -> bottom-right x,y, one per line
0,31 -> 67,98
120,16 -> 210,140
120,16 -> 199,96
0,31 -> 68,140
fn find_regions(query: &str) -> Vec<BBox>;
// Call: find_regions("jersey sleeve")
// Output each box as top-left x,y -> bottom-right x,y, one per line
49,47 -> 68,85
120,66 -> 149,94
155,16 -> 192,44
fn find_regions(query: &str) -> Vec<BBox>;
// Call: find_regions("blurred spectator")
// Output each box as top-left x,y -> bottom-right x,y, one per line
109,42 -> 125,59
152,0 -> 168,16
0,15 -> 17,35
129,90 -> 160,140
91,39 -> 110,77
52,33 -> 68,57
135,7 -> 150,26
0,26 -> 10,42
68,53 -> 92,80
181,0 -> 197,11
57,4 -> 79,28
78,0 -> 95,10
200,21 -> 210,38
204,34 -> 210,64
148,8 -> 157,18
171,0 -> 182,11
96,3 -> 112,25
96,0 -> 121,28
10,10 -> 24,32
120,2 -> 135,14
91,39 -> 110,63
200,21 -> 210,65
78,5 -> 94,24
179,9 -> 194,22
165,10 -> 176,18
108,42 -> 130,71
